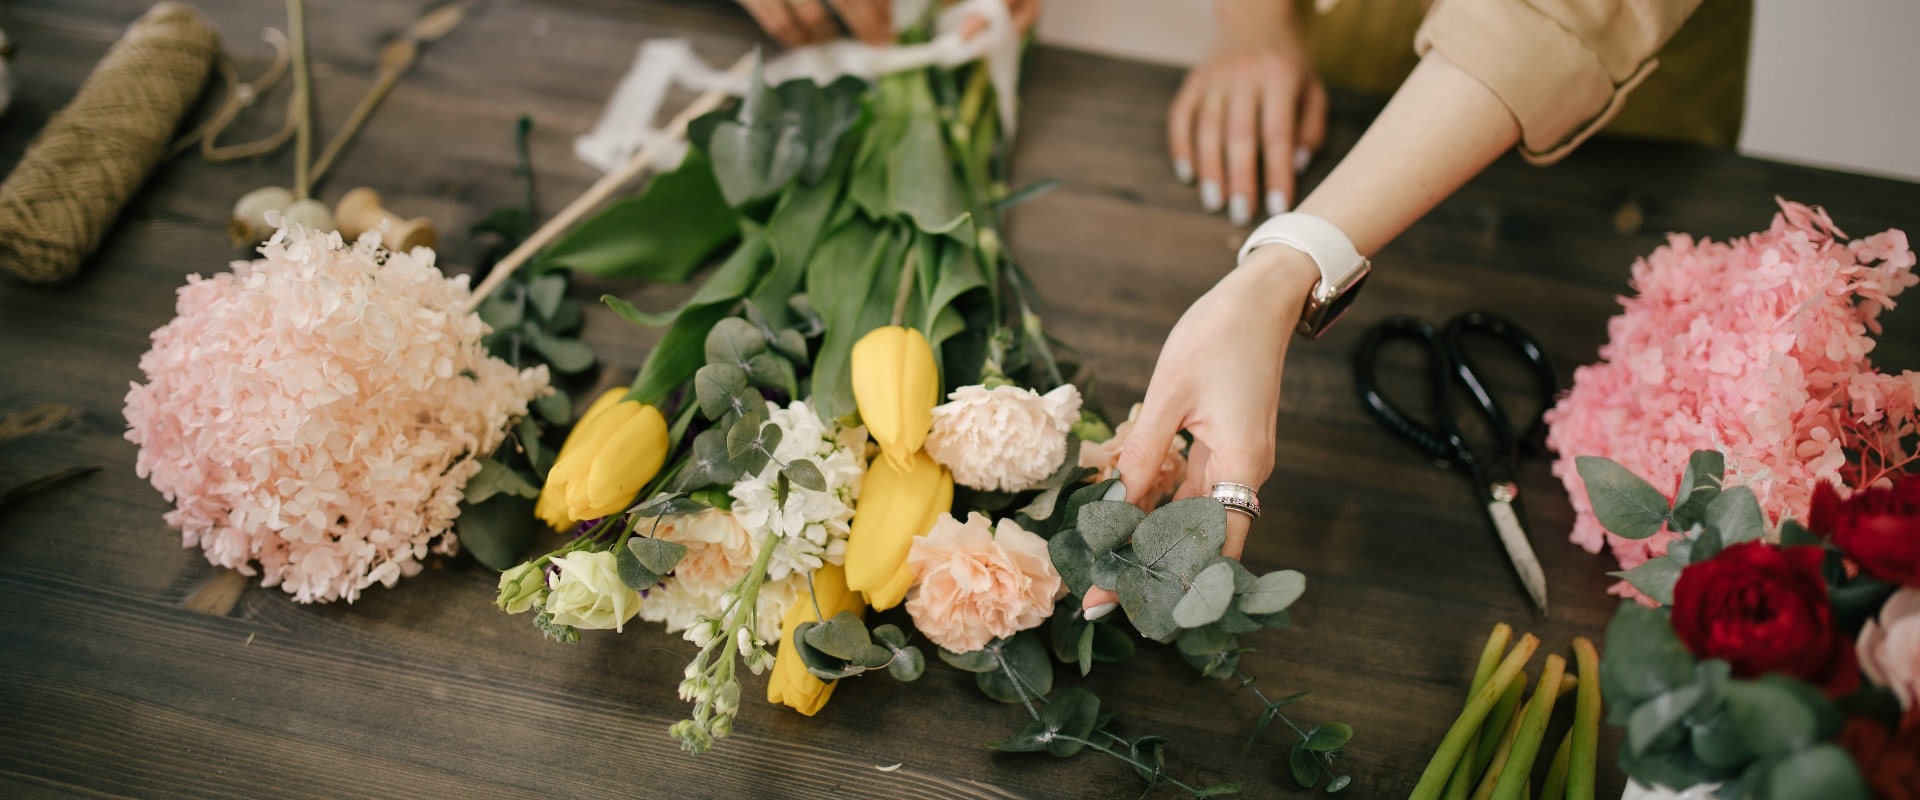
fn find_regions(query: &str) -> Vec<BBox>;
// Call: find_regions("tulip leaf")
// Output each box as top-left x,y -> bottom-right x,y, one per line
463,458 -> 540,505
537,148 -> 738,281
1237,569 -> 1307,615
1078,500 -> 1145,557
1173,560 -> 1236,628
694,364 -> 751,420
781,459 -> 827,493
1132,498 -> 1228,581
994,177 -> 1063,213
705,317 -> 768,368
1576,455 -> 1672,540
455,493 -> 536,571
804,220 -> 893,422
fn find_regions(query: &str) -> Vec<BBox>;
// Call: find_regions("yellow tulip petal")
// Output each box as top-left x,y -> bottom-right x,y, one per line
852,326 -> 938,473
576,403 -> 669,518
535,484 -> 573,531
845,451 -> 952,609
769,564 -> 864,715
535,389 -> 631,531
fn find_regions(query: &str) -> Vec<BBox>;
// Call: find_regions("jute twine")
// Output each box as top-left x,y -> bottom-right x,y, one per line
0,3 -> 217,285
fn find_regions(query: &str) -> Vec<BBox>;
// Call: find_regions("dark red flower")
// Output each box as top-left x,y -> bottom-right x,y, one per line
1670,541 -> 1859,696
1808,477 -> 1920,587
1841,708 -> 1920,800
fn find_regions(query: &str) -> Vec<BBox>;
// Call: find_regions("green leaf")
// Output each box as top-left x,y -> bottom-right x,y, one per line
1725,677 -> 1822,759
744,352 -> 796,397
539,148 -> 738,281
1132,498 -> 1228,580
1669,450 -> 1725,529
694,363 -> 753,420
1576,455 -> 1672,540
631,494 -> 709,518
1173,560 -> 1236,628
1777,519 -> 1821,548
1176,627 -> 1239,677
1626,683 -> 1705,756
477,287 -> 525,330
801,220 -> 891,422
975,632 -> 1053,704
532,389 -> 571,427
802,610 -> 873,660
1237,569 -> 1307,615
1601,601 -> 1698,710
527,273 -> 566,320
727,418 -> 779,475
628,536 -> 689,577
623,229 -> 772,406
455,494 -> 536,571
792,622 -> 864,680
782,459 -> 827,493
1325,774 -> 1352,793
1129,735 -> 1169,787
994,177 -> 1063,213
1704,486 -> 1767,546
1610,557 -> 1682,606
1048,527 -> 1096,596
673,429 -> 744,491
1117,565 -> 1186,641
1077,500 -> 1145,556
615,542 -> 664,590
1038,687 -> 1101,757
872,626 -> 925,681
1761,744 -> 1868,800
522,329 -> 595,374
704,316 -> 768,367
938,646 -> 998,673
988,718 -> 1053,753
753,177 -> 842,324
1289,744 -> 1323,788
1197,784 -> 1241,797
1302,722 -> 1353,753
463,458 -> 540,505
887,92 -> 968,234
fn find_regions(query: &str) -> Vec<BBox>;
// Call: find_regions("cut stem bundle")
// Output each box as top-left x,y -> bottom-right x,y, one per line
1414,627 -> 1602,800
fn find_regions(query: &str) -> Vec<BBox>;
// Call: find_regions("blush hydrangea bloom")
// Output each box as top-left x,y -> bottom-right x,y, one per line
1544,199 -> 1919,600
124,223 -> 549,603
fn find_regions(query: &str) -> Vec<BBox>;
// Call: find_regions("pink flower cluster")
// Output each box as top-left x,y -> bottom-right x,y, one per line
1544,199 -> 1919,598
124,224 -> 549,603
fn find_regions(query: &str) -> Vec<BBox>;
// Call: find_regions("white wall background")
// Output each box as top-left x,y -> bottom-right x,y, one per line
1033,0 -> 1920,182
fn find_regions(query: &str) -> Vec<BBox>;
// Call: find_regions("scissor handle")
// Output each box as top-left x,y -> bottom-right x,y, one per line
1441,311 -> 1560,458
1354,315 -> 1467,465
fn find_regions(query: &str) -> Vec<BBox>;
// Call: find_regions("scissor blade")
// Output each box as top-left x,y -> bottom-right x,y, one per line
1486,498 -> 1550,615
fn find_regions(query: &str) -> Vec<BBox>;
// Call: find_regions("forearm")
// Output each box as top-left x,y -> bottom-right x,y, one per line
1294,52 -> 1519,257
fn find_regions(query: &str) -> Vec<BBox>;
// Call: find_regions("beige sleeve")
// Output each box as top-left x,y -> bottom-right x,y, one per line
1414,0 -> 1705,164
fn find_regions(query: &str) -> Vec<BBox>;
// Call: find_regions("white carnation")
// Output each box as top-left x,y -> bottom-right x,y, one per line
925,384 -> 1082,492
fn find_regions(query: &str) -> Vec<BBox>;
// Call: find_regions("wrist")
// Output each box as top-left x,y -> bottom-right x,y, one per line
1211,0 -> 1304,53
1233,245 -> 1321,329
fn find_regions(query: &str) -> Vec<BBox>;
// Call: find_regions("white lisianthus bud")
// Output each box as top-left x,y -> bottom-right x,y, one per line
494,562 -> 546,614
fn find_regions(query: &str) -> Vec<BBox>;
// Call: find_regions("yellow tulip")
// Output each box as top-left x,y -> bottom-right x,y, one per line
851,326 -> 938,473
768,563 -> 865,716
844,450 -> 952,610
535,389 -> 670,530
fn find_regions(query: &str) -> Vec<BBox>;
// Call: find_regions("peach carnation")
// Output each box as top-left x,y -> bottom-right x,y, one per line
925,383 -> 1081,492
1080,402 -> 1188,505
905,512 -> 1063,653
123,223 -> 548,603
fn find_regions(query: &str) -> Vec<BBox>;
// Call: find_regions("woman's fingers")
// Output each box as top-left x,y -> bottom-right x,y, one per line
738,0 -> 807,46
827,0 -> 891,43
1192,82 -> 1229,214
1297,78 -> 1330,165
1259,75 -> 1298,217
786,0 -> 840,42
1225,73 -> 1262,225
1167,71 -> 1204,185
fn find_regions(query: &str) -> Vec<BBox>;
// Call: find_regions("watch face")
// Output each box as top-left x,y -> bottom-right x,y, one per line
1297,265 -> 1370,338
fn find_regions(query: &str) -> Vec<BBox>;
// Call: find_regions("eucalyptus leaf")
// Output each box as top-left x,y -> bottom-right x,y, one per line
782,459 -> 827,493
522,328 -> 595,374
1048,527 -> 1096,596
615,542 -> 664,590
1117,566 -> 1186,641
1601,602 -> 1699,710
745,352 -> 796,396
631,494 -> 709,518
1610,557 -> 1682,606
704,317 -> 768,367
1172,560 -> 1236,628
1077,500 -> 1145,556
533,389 -> 571,427
628,536 -> 689,577
463,458 -> 540,505
1669,450 -> 1725,528
1762,744 -> 1868,800
938,646 -> 998,674
695,363 -> 753,420
887,645 -> 926,681
455,494 -> 536,571
1129,735 -> 1169,787
801,610 -> 872,660
1038,687 -> 1101,757
988,718 -> 1053,753
1089,622 -> 1133,662
1132,498 -> 1228,580
974,632 -> 1053,704
1237,569 -> 1307,615
1576,455 -> 1672,540
1703,486 -> 1767,546
1289,745 -> 1322,788
674,429 -> 744,491
1302,722 -> 1353,753
527,273 -> 566,320
1725,677 -> 1824,759
1626,684 -> 1705,756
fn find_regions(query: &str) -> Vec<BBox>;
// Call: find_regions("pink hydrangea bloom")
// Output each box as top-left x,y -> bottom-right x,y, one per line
124,224 -> 549,603
1544,199 -> 1919,601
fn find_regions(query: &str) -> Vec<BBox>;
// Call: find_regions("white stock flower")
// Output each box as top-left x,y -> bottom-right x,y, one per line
729,400 -> 865,582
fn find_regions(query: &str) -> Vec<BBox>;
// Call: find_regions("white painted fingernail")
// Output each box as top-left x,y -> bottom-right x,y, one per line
1228,194 -> 1252,226
1293,145 -> 1312,174
1084,602 -> 1118,621
1103,478 -> 1132,502
1199,181 -> 1223,212
1174,158 -> 1194,184
1266,188 -> 1290,217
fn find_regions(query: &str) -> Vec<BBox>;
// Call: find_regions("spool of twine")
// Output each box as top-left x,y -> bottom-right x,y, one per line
0,3 -> 217,285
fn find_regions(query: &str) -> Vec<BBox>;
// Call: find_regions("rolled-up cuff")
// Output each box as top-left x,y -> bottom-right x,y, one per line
1416,0 -> 1657,164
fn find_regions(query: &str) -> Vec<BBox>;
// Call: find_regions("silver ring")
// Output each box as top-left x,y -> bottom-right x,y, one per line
1211,482 -> 1261,520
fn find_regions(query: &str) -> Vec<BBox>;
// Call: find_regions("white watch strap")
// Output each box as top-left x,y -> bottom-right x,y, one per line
1236,212 -> 1365,286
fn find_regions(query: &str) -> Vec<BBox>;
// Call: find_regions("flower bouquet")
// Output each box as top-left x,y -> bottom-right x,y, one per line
488,46 -> 1351,794
1575,452 -> 1917,799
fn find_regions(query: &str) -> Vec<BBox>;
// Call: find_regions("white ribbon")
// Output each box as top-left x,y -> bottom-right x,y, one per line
575,0 -> 1020,174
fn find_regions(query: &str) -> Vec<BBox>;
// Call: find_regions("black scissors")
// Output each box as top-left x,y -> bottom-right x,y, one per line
1353,311 -> 1559,614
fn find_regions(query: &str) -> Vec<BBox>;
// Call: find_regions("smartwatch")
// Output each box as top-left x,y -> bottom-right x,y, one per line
1237,212 -> 1371,338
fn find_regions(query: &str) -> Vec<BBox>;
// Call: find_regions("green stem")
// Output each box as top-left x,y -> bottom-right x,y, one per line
1540,729 -> 1573,800
1568,638 -> 1600,800
1056,736 -> 1206,797
890,246 -> 919,328
1491,654 -> 1567,800
1409,635 -> 1539,800
992,648 -> 1041,721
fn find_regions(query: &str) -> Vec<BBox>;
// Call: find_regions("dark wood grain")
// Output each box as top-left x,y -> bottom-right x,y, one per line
4,2 -> 1918,798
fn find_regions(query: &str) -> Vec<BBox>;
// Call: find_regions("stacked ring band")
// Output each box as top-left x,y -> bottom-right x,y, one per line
1210,482 -> 1261,520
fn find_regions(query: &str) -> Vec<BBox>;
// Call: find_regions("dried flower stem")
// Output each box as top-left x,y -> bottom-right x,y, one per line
470,54 -> 754,306
287,0 -> 312,199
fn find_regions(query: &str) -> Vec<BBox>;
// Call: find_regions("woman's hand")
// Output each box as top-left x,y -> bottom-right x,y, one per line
1168,0 -> 1327,225
1081,246 -> 1320,619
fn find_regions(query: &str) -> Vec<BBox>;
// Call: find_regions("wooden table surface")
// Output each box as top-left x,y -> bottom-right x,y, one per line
4,2 -> 1918,798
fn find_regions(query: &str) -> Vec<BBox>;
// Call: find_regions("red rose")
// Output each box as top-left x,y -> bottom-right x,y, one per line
1841,708 -> 1920,800
1670,541 -> 1860,696
1809,477 -> 1920,586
